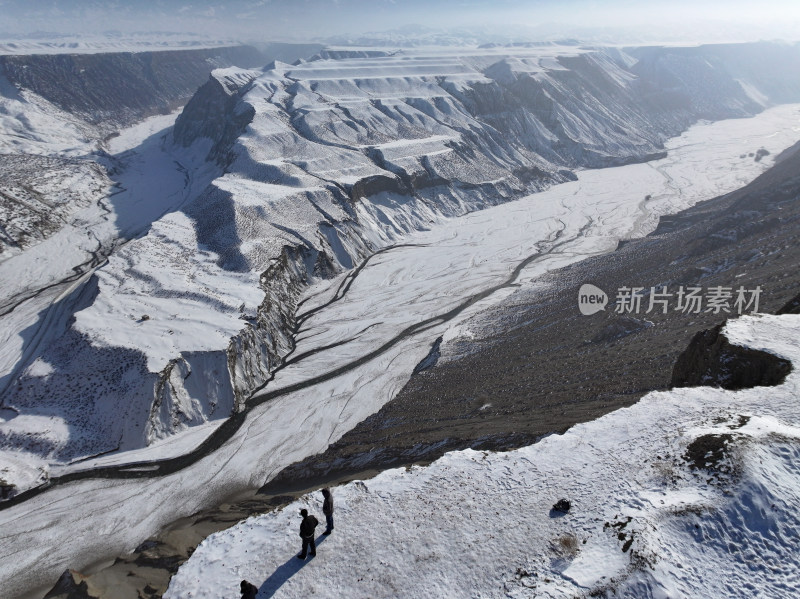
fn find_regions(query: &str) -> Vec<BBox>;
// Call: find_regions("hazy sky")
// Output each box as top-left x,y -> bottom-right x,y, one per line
1,0 -> 798,43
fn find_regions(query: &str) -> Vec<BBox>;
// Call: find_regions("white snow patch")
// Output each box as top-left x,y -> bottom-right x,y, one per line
74,211 -> 264,371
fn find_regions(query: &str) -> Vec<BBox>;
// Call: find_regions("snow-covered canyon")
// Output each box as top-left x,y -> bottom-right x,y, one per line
5,43 -> 800,480
2,41 -> 800,598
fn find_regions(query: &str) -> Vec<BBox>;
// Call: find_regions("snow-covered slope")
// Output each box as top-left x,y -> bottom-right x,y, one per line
0,44 -> 267,262
0,45 -> 265,131
0,47 -> 269,481
3,42 -> 800,495
165,312 -> 800,599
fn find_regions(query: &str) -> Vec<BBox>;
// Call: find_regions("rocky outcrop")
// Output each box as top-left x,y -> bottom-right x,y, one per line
671,264 -> 800,394
173,68 -> 259,165
776,291 -> 800,315
148,352 -> 236,443
671,323 -> 792,390
348,174 -> 408,201
43,570 -> 96,599
226,244 -> 317,410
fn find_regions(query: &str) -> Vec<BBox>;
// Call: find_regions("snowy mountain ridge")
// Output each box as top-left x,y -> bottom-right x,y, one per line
0,37 -> 243,56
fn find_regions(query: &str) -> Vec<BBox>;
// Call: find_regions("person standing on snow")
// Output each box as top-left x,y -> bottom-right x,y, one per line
321,488 -> 334,535
297,508 -> 319,559
240,580 -> 258,599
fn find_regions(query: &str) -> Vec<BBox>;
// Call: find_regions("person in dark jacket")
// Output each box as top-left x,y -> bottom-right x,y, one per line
321,488 -> 334,534
240,579 -> 258,599
297,508 -> 319,559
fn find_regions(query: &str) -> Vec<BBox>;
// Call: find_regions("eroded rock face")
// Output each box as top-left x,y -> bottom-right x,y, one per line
0,46 -> 265,132
173,69 -> 259,165
671,323 -> 792,390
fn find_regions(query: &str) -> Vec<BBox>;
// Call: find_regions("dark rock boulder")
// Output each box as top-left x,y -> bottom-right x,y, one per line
43,570 -> 96,599
671,323 -> 791,390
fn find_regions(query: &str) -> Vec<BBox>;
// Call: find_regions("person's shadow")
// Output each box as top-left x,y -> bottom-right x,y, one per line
258,534 -> 329,598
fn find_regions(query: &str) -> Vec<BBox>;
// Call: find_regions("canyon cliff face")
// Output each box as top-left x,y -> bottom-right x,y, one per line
671,290 -> 800,390
0,45 -> 267,261
173,68 -> 260,165
3,42 -> 800,467
671,323 -> 792,390
0,45 -> 265,132
140,42 -> 800,447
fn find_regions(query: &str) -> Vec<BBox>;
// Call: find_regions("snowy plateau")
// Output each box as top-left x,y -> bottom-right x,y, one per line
2,41 -> 800,598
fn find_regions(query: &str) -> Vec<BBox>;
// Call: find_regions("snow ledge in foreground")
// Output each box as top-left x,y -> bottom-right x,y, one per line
166,312 -> 800,599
